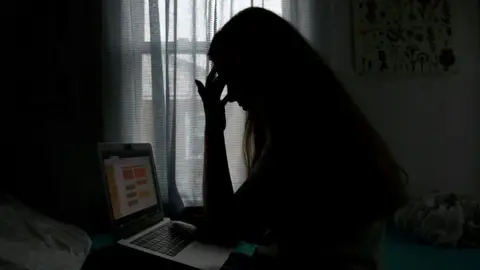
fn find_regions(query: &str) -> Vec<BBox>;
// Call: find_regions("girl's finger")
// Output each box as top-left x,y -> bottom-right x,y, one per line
221,96 -> 229,107
195,80 -> 205,94
206,67 -> 217,84
213,77 -> 227,93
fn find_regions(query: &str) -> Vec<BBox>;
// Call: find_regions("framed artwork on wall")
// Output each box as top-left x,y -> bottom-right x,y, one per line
352,0 -> 458,76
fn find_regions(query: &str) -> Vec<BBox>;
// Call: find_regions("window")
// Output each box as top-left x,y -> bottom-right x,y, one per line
140,0 -> 285,98
141,0 -> 212,101
142,53 -> 210,101
140,0 -> 284,102
132,0 -> 284,203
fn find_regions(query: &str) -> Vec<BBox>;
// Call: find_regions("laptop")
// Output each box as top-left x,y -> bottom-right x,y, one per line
98,143 -> 232,270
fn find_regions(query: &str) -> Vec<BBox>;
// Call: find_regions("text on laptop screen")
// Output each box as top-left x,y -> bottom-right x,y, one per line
103,156 -> 158,220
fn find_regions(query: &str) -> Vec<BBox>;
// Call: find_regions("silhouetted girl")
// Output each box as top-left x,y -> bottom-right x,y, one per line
195,7 -> 407,269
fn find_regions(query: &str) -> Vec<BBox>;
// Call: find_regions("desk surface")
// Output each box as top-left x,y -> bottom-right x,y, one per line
83,244 -> 197,270
88,232 -> 479,270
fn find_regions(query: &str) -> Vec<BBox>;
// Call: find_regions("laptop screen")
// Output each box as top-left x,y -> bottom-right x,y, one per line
103,156 -> 158,220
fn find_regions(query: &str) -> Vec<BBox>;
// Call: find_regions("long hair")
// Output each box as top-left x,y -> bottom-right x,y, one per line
209,7 -> 408,219
209,7 -> 319,175
243,111 -> 266,175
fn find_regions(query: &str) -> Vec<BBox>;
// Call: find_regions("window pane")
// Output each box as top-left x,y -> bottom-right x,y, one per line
183,111 -> 205,161
145,0 -> 176,42
145,0 -> 283,43
139,54 -> 155,143
263,0 -> 283,15
142,53 -> 167,100
174,53 -> 210,100
233,0 -> 250,12
196,0 -> 207,42
175,54 -> 195,100
143,53 -> 210,101
144,0 -> 150,42
142,53 -> 153,99
177,0 -> 194,41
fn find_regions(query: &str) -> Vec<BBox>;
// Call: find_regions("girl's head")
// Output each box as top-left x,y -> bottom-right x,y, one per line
209,7 -> 320,114
209,7 -> 407,220
208,7 -> 324,170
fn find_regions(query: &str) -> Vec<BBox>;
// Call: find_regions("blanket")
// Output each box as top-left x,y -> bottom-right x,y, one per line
394,192 -> 480,247
0,193 -> 91,270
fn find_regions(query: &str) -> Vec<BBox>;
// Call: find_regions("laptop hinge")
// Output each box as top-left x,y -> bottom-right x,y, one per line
118,212 -> 163,239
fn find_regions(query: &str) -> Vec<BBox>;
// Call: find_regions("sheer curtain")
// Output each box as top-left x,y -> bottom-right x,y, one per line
103,0 -> 323,212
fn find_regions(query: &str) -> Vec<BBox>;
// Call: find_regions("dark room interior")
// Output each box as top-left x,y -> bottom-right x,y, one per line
7,0 -> 480,269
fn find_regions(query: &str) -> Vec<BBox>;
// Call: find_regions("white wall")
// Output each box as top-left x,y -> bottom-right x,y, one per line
314,0 -> 480,196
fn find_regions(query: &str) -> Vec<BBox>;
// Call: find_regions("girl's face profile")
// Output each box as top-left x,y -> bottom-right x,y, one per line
213,60 -> 257,111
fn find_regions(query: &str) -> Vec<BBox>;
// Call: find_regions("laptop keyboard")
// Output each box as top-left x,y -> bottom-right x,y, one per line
130,222 -> 192,257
